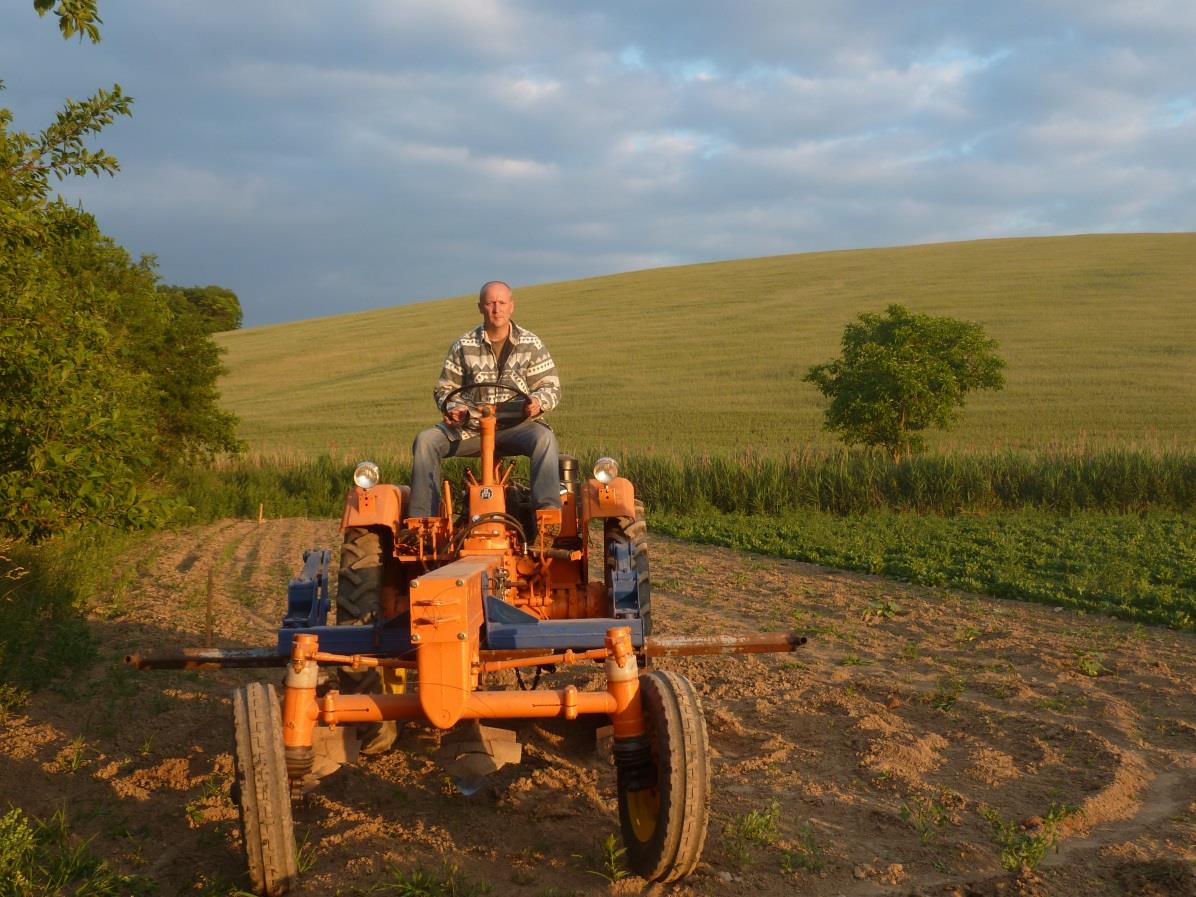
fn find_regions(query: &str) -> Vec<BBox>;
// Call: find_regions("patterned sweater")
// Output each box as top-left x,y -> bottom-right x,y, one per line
433,321 -> 561,437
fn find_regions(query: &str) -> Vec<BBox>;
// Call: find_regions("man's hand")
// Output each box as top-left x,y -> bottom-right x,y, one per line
443,405 -> 469,427
525,396 -> 542,418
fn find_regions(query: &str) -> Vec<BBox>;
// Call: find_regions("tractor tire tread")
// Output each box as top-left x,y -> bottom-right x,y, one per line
233,682 -> 297,896
619,670 -> 710,883
337,527 -> 384,624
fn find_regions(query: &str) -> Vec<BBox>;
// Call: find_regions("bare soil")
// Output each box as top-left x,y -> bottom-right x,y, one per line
2,517 -> 1195,896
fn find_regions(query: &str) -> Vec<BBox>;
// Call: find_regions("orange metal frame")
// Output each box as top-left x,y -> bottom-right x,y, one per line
289,402 -> 649,761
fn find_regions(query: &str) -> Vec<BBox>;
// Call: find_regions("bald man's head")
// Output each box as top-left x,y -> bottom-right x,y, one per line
477,281 -> 514,335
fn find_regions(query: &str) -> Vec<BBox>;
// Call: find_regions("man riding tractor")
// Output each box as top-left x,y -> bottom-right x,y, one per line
340,280 -> 565,754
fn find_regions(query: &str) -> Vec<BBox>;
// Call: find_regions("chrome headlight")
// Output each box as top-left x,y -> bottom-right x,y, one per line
353,460 -> 380,489
593,456 -> 619,485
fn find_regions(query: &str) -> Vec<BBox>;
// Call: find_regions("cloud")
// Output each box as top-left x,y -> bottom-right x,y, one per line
0,1 -> 1190,325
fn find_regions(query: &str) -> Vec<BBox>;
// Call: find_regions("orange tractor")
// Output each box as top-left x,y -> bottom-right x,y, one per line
128,384 -> 803,895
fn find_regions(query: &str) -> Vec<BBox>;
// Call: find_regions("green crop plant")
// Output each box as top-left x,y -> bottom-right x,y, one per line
576,833 -> 628,884
928,675 -> 966,712
723,800 -> 782,866
901,796 -> 950,844
652,510 -> 1196,631
779,821 -> 826,874
862,599 -> 900,622
900,641 -> 922,661
981,803 -> 1078,872
1077,651 -> 1111,677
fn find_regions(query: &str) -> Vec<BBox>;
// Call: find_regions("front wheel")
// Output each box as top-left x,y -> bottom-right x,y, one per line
232,682 -> 297,896
617,671 -> 710,882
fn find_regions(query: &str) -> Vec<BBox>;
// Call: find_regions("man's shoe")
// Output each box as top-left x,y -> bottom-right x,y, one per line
358,720 -> 398,757
535,508 -> 562,541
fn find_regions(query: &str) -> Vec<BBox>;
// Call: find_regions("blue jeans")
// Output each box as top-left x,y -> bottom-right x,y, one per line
409,419 -> 561,517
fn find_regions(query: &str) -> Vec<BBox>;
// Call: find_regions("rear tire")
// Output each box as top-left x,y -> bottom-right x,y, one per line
232,682 -> 297,896
605,500 -> 652,637
336,527 -> 398,753
617,671 -> 710,882
336,527 -> 385,624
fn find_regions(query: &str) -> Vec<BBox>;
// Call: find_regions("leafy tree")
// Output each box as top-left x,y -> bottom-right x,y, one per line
1,3 -> 241,540
805,304 -> 1006,461
160,284 -> 243,333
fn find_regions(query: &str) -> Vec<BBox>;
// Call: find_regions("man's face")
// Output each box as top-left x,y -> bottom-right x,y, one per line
478,286 -> 514,331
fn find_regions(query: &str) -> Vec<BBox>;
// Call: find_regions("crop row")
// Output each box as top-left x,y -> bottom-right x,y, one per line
652,509 -> 1196,631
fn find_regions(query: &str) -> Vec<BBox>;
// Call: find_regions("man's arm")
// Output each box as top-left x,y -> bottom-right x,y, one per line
524,342 -> 560,416
433,340 -> 469,426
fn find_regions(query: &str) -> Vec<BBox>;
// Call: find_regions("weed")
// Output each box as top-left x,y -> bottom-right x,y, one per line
0,807 -> 155,896
838,654 -> 870,666
899,641 -> 921,661
1076,651 -> 1111,677
900,796 -> 950,844
981,803 -> 1079,872
779,821 -> 825,874
296,830 -> 318,874
979,679 -> 1017,699
62,735 -> 90,773
575,833 -> 628,884
723,800 -> 781,865
954,625 -> 981,642
0,682 -> 28,721
364,862 -> 492,896
862,599 -> 900,622
927,675 -> 966,712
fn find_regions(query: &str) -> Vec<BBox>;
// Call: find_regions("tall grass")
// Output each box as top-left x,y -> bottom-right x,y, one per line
173,447 -> 1196,522
627,447 -> 1196,515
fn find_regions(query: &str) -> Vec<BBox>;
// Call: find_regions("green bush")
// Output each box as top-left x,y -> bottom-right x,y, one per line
0,528 -> 136,690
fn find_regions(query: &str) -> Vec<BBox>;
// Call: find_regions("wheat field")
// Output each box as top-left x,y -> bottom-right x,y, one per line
216,233 -> 1196,459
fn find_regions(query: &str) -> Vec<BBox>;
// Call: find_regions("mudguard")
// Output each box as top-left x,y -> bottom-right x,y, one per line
582,476 -> 636,520
340,484 -> 409,541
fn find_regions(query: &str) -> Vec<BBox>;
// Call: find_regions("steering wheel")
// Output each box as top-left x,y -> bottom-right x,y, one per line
439,382 -> 534,431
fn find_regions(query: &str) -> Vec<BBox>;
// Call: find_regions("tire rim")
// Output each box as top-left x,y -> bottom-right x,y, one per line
626,785 -> 660,842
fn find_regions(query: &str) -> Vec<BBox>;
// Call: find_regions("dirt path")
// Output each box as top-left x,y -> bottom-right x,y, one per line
2,518 -> 1195,896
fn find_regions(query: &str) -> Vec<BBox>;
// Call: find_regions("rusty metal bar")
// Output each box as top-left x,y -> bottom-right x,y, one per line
125,647 -> 287,670
126,630 -> 807,671
644,632 -> 806,657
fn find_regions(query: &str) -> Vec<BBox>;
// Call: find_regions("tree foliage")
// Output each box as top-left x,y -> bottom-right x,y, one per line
805,304 -> 1006,461
32,0 -> 103,44
160,284 -> 243,333
1,12 -> 243,540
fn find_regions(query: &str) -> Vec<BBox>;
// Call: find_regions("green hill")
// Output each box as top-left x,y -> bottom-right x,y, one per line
216,233 -> 1196,459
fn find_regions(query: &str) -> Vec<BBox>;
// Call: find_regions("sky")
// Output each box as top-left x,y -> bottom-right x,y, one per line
1,2 -> 1193,326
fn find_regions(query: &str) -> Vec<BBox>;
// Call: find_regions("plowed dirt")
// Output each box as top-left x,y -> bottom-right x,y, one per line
2,518 -> 1195,896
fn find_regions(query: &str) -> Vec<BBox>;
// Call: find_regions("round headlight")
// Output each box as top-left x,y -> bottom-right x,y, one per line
353,461 -> 380,489
593,456 -> 619,485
